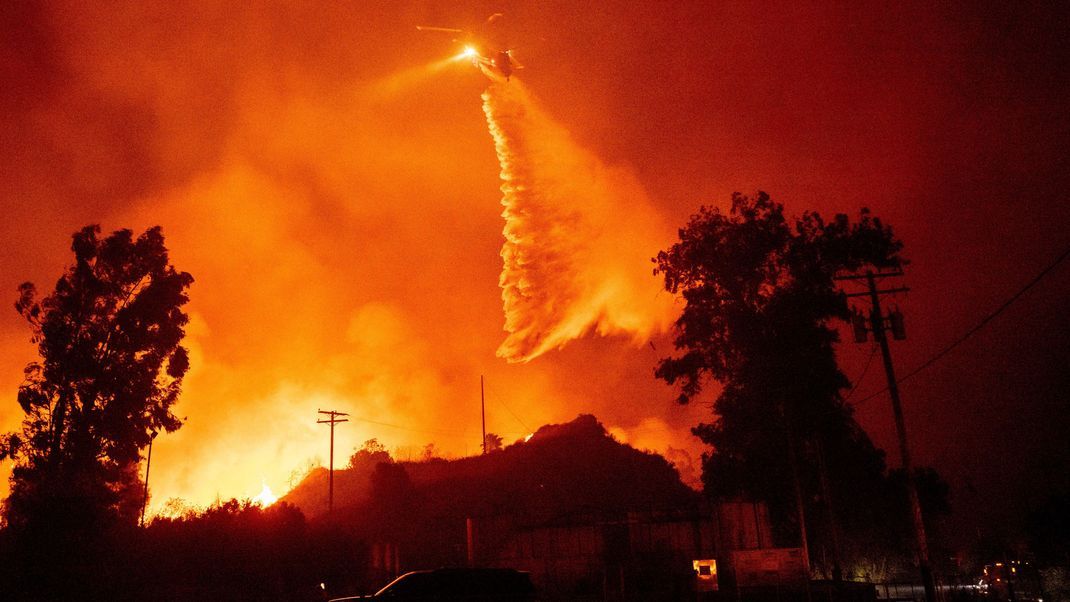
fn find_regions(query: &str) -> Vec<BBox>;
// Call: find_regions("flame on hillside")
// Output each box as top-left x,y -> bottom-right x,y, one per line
252,481 -> 278,507
0,3 -> 708,514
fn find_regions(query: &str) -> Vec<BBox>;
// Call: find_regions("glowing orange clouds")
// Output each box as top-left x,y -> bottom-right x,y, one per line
0,3 -> 707,516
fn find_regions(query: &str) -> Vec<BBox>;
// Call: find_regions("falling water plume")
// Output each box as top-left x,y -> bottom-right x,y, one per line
482,81 -> 675,362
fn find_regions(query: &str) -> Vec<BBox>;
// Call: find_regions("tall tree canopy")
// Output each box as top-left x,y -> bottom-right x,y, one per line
1,225 -> 193,532
655,192 -> 902,408
654,192 -> 915,567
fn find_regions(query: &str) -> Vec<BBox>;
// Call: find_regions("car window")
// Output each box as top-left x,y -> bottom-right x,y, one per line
374,569 -> 534,599
377,572 -> 433,596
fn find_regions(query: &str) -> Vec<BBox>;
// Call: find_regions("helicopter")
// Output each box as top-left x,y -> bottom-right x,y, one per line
417,13 -> 520,80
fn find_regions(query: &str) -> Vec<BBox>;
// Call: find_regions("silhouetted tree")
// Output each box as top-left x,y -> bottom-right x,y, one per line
365,462 -> 418,543
136,499 -> 362,600
349,438 -> 391,468
421,442 -> 440,462
483,432 -> 504,452
0,225 -> 193,535
654,192 -> 923,564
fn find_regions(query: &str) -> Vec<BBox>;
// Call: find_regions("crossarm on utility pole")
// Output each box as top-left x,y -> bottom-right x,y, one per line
317,409 -> 349,514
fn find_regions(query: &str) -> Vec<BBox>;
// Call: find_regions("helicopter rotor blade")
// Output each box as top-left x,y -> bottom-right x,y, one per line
416,26 -> 465,33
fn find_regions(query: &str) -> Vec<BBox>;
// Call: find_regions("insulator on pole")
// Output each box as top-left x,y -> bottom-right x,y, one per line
889,308 -> 907,340
852,310 -> 869,343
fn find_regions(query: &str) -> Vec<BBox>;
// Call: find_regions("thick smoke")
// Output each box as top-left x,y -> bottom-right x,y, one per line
0,3 -> 709,513
482,81 -> 675,362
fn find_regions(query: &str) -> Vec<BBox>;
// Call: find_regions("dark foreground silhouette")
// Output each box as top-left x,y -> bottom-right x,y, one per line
0,415 -> 696,600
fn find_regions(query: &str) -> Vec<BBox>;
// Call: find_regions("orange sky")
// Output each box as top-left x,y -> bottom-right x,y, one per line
2,2 -> 1067,528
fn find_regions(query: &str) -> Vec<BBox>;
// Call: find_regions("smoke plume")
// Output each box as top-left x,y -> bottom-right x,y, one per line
0,3 -> 709,513
482,81 -> 675,362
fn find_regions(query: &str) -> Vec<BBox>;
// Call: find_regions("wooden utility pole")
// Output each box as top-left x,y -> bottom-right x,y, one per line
837,270 -> 935,602
317,409 -> 348,513
140,429 -> 159,528
780,402 -> 812,576
480,375 -> 487,454
815,439 -> 843,583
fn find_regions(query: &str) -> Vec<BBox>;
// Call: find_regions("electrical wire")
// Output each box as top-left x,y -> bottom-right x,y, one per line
347,381 -> 533,440
481,380 -> 533,432
854,244 -> 1070,405
843,344 -> 879,403
348,416 -> 472,437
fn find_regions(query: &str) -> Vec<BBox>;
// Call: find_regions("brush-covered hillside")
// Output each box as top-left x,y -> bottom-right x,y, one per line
281,414 -> 699,525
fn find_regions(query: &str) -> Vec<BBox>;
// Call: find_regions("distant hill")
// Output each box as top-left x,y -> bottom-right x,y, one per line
280,414 -> 701,567
280,458 -> 378,519
281,414 -> 699,525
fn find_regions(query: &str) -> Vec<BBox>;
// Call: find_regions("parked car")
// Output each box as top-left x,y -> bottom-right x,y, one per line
328,568 -> 537,601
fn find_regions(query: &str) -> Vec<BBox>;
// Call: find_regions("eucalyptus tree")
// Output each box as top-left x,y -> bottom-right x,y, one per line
1,225 -> 193,533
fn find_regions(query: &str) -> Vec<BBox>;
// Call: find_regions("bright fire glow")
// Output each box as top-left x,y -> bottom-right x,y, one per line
252,481 -> 278,506
0,5 -> 709,514
463,46 -> 478,58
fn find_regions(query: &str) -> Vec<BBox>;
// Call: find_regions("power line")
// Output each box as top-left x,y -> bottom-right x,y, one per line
348,415 -> 528,437
481,380 -> 532,432
854,244 -> 1070,405
843,344 -> 879,403
349,416 -> 471,437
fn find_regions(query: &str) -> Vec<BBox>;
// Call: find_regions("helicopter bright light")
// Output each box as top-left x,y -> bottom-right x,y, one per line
417,14 -> 520,81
